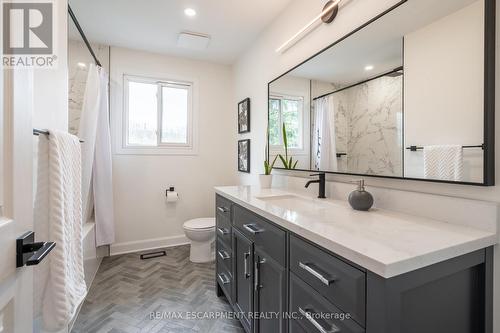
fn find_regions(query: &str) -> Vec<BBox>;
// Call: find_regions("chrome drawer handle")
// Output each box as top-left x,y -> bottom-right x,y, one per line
298,307 -> 340,333
217,227 -> 229,236
254,258 -> 266,291
218,273 -> 230,285
244,252 -> 250,278
217,206 -> 228,213
243,223 -> 263,234
299,262 -> 336,286
218,250 -> 230,260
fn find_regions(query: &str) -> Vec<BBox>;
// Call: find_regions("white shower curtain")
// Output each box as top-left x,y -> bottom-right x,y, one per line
78,64 -> 115,246
313,96 -> 338,171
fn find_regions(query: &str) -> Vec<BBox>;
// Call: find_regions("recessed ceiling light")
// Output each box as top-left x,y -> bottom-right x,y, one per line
184,8 -> 196,17
365,65 -> 374,71
77,62 -> 87,68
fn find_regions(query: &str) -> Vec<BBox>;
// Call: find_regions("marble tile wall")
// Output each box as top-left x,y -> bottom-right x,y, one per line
312,75 -> 403,176
68,40 -> 110,135
69,64 -> 89,135
344,75 -> 403,177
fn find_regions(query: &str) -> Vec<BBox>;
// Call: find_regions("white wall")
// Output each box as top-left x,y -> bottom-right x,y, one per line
109,47 -> 237,255
404,1 -> 484,182
32,1 -> 68,132
233,0 -> 500,331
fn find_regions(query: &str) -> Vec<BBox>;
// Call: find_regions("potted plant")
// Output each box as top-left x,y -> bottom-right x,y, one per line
260,155 -> 278,188
260,126 -> 278,188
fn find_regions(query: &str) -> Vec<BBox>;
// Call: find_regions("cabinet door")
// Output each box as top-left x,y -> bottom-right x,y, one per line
254,248 -> 287,333
233,229 -> 254,333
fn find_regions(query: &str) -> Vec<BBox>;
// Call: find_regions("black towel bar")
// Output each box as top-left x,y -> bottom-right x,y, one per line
406,144 -> 484,152
33,128 -> 84,143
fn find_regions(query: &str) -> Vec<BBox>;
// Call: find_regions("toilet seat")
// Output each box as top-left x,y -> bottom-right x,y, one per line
183,217 -> 216,263
183,218 -> 215,231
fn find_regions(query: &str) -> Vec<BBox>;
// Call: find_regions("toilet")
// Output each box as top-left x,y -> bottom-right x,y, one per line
183,218 -> 216,263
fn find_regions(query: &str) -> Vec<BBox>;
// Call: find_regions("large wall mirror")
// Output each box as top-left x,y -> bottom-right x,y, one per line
268,0 -> 495,185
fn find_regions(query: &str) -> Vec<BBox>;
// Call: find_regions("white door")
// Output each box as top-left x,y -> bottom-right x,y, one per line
0,67 -> 36,331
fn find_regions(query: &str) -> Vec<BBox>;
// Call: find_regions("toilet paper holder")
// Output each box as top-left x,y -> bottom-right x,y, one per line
165,186 -> 175,197
165,186 -> 179,202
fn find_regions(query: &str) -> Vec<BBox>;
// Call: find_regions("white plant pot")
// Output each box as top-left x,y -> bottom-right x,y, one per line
259,174 -> 273,189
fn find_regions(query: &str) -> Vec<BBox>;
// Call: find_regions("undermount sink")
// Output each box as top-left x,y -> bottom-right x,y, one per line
255,194 -> 299,201
255,194 -> 326,216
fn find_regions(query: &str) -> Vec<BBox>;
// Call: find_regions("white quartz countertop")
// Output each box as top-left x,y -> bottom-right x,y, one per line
215,186 -> 498,278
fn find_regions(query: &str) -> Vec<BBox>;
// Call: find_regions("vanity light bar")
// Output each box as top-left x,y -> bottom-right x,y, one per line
276,0 -> 341,54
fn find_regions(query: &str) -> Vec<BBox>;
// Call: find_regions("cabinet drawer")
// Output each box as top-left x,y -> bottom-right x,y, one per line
233,205 -> 286,266
216,239 -> 232,273
216,260 -> 233,303
290,273 -> 365,333
290,235 -> 366,326
216,195 -> 232,220
216,213 -> 232,247
289,319 -> 307,333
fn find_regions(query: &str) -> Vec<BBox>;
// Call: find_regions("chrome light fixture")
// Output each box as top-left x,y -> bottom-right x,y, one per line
276,0 -> 341,54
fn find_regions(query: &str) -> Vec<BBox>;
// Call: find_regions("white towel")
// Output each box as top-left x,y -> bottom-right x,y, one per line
42,130 -> 87,331
423,145 -> 463,181
34,135 -> 50,328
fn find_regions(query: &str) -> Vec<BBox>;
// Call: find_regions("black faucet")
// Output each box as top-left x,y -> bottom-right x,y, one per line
305,173 -> 326,199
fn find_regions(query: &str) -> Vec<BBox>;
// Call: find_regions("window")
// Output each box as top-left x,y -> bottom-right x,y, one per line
122,75 -> 195,154
269,94 -> 304,151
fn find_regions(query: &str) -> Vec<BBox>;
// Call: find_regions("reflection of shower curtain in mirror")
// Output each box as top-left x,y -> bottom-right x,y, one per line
313,96 -> 337,171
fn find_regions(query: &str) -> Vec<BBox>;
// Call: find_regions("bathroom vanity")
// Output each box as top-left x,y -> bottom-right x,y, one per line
214,186 -> 496,333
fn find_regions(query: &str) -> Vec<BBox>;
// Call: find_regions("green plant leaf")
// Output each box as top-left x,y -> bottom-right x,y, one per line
269,155 -> 278,170
282,123 -> 288,150
278,154 -> 288,169
292,160 -> 298,169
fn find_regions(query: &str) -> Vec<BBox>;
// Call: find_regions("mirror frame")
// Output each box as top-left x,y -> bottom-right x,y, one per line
268,0 -> 495,186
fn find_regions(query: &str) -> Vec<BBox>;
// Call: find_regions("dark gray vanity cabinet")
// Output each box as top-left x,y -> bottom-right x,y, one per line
254,247 -> 287,333
215,195 -> 493,333
231,242 -> 288,333
232,204 -> 288,333
215,195 -> 233,303
216,196 -> 287,333
233,229 -> 254,333
289,234 -> 366,328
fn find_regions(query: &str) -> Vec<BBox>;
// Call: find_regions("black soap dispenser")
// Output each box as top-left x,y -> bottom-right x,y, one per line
348,180 -> 373,211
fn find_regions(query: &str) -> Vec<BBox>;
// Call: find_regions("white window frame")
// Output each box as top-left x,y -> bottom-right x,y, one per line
116,74 -> 198,155
269,93 -> 306,155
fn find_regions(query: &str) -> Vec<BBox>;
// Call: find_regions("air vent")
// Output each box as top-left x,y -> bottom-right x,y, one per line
177,31 -> 211,50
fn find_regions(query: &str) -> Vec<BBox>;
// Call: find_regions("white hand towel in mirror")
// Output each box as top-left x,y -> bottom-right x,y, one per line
423,145 -> 463,181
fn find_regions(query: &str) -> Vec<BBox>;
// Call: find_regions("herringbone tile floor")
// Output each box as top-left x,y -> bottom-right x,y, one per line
71,245 -> 244,333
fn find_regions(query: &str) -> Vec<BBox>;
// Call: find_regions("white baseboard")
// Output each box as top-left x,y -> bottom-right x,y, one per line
110,235 -> 190,256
